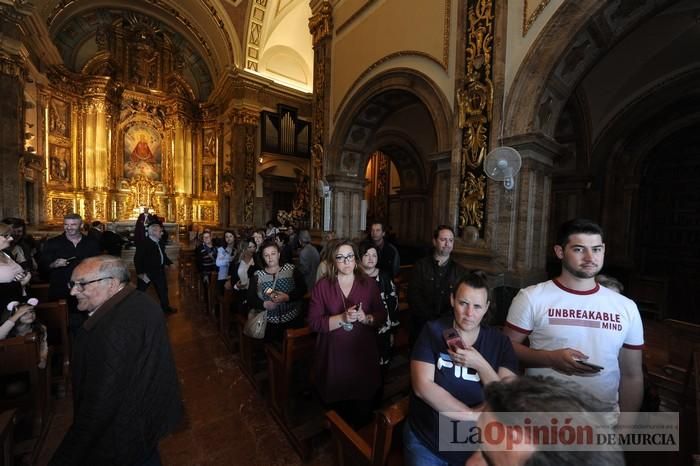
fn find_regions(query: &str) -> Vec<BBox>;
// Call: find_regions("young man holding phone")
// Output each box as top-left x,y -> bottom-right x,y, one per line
503,219 -> 644,415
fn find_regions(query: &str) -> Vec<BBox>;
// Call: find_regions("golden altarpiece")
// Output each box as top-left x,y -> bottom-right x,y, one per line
40,14 -> 219,226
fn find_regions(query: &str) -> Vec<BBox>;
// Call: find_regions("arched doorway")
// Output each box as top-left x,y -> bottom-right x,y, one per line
327,69 -> 452,243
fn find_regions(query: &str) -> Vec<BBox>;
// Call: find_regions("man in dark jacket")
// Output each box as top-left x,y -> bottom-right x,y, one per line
407,225 -> 464,347
134,222 -> 175,313
369,222 -> 400,278
50,256 -> 182,466
39,213 -> 102,335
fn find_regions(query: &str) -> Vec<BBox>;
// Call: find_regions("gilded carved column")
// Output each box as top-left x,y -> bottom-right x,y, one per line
229,108 -> 259,225
308,0 -> 333,231
167,102 -> 194,224
457,0 -> 494,236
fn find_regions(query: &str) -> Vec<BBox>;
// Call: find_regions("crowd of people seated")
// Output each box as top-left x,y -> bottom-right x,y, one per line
0,214 -> 656,465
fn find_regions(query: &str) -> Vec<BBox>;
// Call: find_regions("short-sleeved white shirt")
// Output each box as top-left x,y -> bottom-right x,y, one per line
506,279 -> 644,408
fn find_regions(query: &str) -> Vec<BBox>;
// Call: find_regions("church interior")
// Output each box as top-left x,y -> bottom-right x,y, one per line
1,0 -> 699,464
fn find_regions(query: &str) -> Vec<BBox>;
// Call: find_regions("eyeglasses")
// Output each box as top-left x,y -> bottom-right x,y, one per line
335,254 -> 355,263
68,276 -> 113,291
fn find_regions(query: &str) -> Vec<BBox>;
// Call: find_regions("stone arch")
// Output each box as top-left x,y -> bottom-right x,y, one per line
326,68 -> 452,240
493,0 -> 685,286
331,68 -> 452,170
504,0 -> 677,139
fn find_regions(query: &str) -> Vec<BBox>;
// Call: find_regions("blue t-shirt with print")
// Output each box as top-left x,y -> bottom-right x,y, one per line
407,315 -> 518,464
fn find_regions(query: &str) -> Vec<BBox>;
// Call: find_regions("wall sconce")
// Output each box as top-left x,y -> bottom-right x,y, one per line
258,155 -> 264,164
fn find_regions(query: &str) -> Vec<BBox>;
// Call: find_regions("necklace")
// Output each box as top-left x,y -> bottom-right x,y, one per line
337,279 -> 354,332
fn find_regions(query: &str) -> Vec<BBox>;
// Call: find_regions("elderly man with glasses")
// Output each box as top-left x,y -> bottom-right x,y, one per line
50,255 -> 182,466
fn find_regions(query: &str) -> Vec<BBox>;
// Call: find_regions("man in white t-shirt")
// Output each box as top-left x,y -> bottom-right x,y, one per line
503,219 -> 644,413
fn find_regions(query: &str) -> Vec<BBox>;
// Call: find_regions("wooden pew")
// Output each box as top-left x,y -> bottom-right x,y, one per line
177,248 -> 196,290
235,313 -> 267,392
647,320 -> 700,408
34,300 -> 70,393
27,282 -> 50,303
265,326 -> 323,459
646,320 -> 700,463
0,334 -> 48,438
628,275 -> 668,320
206,271 -> 219,318
326,396 -> 409,466
0,409 -> 17,466
218,289 -> 237,353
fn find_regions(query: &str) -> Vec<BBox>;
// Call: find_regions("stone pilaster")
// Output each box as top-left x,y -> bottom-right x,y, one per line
0,4 -> 28,219
325,173 -> 364,239
308,0 -> 333,231
487,133 -> 563,287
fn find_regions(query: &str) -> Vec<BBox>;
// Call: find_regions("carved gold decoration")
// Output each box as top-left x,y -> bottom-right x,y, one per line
523,0 -> 551,36
243,125 -> 257,223
309,1 -> 333,47
291,171 -> 310,217
459,172 -> 486,230
127,175 -> 159,211
51,198 -> 74,220
310,143 -> 324,227
177,201 -> 186,223
230,109 -> 259,126
458,0 -> 494,232
200,206 -> 215,222
0,50 -> 24,77
244,180 -> 255,223
309,1 -> 333,230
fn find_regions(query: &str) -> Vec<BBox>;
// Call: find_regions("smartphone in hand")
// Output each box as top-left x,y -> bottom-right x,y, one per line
443,328 -> 467,351
575,359 -> 604,371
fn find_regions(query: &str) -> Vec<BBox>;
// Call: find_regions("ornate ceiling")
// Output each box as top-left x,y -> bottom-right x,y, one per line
33,0 -> 313,101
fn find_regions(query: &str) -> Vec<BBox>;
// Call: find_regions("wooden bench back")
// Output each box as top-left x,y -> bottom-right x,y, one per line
0,334 -> 46,437
34,300 -> 70,387
326,396 -> 409,466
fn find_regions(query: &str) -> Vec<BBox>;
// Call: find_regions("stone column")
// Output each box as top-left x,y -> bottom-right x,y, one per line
325,174 -> 364,239
486,133 -> 563,287
228,108 -> 259,226
0,6 -> 27,220
308,0 -> 333,231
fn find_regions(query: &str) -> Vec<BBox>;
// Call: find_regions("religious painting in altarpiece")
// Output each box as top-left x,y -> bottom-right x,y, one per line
123,123 -> 162,181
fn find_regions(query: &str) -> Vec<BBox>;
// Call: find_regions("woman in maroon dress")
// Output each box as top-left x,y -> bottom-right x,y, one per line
308,240 -> 386,428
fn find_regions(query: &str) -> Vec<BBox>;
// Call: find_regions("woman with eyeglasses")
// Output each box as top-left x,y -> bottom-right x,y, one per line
0,223 -> 31,311
308,239 -> 386,428
247,238 -> 306,342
